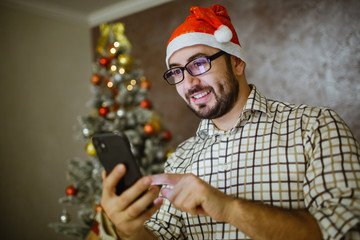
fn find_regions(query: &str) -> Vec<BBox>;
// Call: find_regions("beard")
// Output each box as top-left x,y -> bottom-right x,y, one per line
185,68 -> 239,119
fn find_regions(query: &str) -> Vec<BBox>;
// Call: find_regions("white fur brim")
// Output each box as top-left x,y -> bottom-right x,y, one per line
166,32 -> 245,68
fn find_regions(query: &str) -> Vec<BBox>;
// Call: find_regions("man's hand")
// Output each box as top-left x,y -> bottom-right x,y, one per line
101,164 -> 163,240
150,173 -> 235,222
151,173 -> 322,240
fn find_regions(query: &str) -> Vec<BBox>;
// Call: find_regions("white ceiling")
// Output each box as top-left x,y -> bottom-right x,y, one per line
1,0 -> 173,27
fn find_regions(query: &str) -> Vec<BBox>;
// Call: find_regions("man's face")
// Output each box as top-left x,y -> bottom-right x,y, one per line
168,45 -> 239,119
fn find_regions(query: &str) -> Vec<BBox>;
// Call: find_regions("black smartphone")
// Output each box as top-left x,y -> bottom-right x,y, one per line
92,132 -> 143,195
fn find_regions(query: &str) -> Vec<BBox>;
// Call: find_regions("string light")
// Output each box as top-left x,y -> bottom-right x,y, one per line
109,47 -> 116,55
127,85 -> 133,91
130,79 -> 137,85
110,65 -> 117,71
119,67 -> 125,74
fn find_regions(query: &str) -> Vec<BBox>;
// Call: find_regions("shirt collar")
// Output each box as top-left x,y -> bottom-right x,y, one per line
196,84 -> 270,139
243,84 -> 269,115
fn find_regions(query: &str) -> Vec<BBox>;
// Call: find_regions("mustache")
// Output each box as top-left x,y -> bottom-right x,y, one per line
185,85 -> 213,99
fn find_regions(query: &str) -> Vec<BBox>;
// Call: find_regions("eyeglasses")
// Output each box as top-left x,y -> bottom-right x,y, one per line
163,51 -> 225,85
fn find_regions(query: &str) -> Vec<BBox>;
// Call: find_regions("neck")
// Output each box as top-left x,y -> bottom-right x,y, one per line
211,81 -> 251,131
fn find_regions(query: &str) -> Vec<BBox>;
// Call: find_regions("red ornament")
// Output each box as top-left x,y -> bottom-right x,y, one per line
140,80 -> 151,89
140,99 -> 151,109
66,185 -> 78,196
143,123 -> 155,135
91,74 -> 102,85
162,130 -> 172,141
99,57 -> 111,67
99,107 -> 109,117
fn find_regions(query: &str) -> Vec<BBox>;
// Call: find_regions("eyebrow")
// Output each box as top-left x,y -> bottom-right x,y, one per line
168,52 -> 207,69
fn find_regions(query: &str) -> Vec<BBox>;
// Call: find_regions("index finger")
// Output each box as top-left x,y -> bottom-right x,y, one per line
150,173 -> 183,186
102,164 -> 126,198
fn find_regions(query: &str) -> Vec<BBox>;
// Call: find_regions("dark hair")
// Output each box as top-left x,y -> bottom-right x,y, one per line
224,52 -> 246,74
223,52 -> 232,68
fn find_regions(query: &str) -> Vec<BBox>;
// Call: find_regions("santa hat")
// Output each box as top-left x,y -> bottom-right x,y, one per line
166,4 -> 245,68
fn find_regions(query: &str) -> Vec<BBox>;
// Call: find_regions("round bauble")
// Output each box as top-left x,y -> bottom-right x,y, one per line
140,99 -> 152,109
91,74 -> 102,85
118,54 -> 132,67
143,123 -> 155,135
66,185 -> 78,196
99,107 -> 109,117
140,80 -> 151,89
99,57 -> 111,67
162,130 -> 172,141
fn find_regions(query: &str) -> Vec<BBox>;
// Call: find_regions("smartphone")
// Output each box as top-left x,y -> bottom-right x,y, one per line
92,132 -> 143,195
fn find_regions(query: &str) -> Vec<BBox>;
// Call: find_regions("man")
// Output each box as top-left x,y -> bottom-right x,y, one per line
99,4 -> 360,240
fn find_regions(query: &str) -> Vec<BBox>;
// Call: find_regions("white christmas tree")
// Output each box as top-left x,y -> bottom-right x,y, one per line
49,22 -> 172,239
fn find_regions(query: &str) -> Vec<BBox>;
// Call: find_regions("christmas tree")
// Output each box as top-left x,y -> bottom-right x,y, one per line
49,22 -> 172,239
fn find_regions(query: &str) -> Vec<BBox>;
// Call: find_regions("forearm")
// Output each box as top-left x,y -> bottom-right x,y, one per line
227,198 -> 322,240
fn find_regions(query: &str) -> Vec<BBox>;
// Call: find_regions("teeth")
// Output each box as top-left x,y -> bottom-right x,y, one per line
193,90 -> 210,99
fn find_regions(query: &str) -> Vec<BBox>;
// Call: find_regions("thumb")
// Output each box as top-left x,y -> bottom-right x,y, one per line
160,187 -> 174,200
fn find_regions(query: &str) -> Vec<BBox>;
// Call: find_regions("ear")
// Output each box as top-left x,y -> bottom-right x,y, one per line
232,56 -> 245,76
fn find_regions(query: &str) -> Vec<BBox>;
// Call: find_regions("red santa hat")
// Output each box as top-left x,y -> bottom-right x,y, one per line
166,4 -> 245,68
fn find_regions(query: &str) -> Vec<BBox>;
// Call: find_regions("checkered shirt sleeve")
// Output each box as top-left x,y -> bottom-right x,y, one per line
145,85 -> 360,239
302,107 -> 360,239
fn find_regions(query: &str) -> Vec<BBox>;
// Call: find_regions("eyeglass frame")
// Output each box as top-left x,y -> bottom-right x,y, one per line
163,50 -> 226,85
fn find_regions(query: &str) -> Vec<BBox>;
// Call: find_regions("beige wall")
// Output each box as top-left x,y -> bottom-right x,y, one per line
0,5 -> 92,240
1,0 -> 359,239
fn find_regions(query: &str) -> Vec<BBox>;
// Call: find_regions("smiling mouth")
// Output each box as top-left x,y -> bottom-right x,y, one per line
192,90 -> 211,99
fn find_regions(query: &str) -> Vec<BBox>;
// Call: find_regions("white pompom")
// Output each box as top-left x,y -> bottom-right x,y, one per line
214,25 -> 232,43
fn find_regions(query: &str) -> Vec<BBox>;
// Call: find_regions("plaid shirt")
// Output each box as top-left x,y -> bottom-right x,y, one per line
145,85 -> 360,239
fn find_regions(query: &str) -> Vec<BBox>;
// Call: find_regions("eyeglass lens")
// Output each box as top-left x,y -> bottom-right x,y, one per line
165,57 -> 210,85
163,51 -> 225,85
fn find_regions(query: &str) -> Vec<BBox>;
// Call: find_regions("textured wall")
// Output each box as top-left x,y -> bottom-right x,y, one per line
96,0 -> 359,147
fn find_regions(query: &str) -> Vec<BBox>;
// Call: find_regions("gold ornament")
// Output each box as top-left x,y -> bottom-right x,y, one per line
86,141 -> 97,156
150,120 -> 161,133
118,54 -> 132,67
